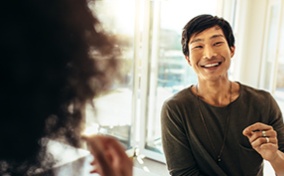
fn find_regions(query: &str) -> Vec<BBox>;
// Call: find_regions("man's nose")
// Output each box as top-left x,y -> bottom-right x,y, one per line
203,46 -> 216,59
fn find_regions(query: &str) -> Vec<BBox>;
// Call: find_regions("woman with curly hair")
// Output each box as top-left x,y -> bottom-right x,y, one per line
0,0 -> 132,175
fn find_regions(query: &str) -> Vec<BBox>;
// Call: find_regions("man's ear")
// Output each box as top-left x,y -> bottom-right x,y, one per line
185,56 -> 192,66
230,46 -> 235,58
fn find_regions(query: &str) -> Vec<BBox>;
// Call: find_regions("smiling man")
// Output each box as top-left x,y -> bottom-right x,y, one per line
161,14 -> 284,176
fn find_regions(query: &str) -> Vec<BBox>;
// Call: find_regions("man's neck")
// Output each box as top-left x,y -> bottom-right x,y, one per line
195,80 -> 232,106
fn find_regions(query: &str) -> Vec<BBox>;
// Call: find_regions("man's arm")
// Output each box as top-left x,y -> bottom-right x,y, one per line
269,150 -> 284,176
161,102 -> 203,176
243,122 -> 284,176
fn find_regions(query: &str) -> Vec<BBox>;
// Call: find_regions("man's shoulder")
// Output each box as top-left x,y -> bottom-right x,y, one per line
164,86 -> 195,105
239,82 -> 272,101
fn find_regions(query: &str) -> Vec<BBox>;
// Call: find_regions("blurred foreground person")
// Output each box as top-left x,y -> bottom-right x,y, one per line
0,0 -> 132,175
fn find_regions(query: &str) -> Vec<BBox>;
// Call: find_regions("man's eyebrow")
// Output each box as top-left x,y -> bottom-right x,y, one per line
190,38 -> 203,44
190,34 -> 224,44
210,34 -> 224,39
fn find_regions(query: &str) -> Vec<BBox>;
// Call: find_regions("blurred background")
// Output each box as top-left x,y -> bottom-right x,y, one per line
84,0 -> 284,167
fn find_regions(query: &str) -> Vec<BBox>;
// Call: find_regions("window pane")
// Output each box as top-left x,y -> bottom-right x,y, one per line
145,0 -> 218,155
260,0 -> 283,112
275,20 -> 284,112
262,4 -> 280,89
85,0 -> 135,149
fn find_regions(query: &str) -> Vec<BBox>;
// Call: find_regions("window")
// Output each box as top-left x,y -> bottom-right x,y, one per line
259,0 -> 284,112
85,0 -> 136,149
275,10 -> 284,111
85,0 -> 237,163
140,0 -> 228,162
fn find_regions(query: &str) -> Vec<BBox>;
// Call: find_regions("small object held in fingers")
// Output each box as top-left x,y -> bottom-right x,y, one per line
262,130 -> 267,137
265,137 -> 269,143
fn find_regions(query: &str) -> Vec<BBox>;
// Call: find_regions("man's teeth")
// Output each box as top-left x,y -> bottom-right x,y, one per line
203,63 -> 219,68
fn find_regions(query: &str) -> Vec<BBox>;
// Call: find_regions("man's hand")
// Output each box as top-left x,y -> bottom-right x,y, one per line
243,122 -> 278,161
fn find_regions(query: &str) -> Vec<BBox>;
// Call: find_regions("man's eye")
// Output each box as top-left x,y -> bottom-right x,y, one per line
193,45 -> 202,49
213,42 -> 223,46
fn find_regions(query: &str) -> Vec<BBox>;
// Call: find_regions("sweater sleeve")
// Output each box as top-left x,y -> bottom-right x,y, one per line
161,101 -> 204,176
267,94 -> 284,152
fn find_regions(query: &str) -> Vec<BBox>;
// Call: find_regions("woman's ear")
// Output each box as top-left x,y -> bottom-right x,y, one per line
185,56 -> 192,66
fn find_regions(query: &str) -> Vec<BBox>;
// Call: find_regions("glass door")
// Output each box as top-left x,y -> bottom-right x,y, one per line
140,0 -> 222,162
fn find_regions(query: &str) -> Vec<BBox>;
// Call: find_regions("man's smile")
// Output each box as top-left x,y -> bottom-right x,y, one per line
200,61 -> 222,68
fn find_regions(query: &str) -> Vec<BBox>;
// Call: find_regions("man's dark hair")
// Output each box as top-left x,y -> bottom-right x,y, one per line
0,0 -> 120,175
181,14 -> 235,56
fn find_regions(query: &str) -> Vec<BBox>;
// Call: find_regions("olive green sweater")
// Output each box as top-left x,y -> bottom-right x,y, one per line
161,83 -> 284,176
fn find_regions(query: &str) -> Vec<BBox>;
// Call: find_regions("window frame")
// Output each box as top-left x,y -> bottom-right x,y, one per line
137,0 -> 236,163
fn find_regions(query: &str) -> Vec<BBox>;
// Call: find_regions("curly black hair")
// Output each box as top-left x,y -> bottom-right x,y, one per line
0,0 -> 120,175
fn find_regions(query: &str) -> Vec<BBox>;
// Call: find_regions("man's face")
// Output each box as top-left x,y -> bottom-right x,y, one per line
185,26 -> 235,81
